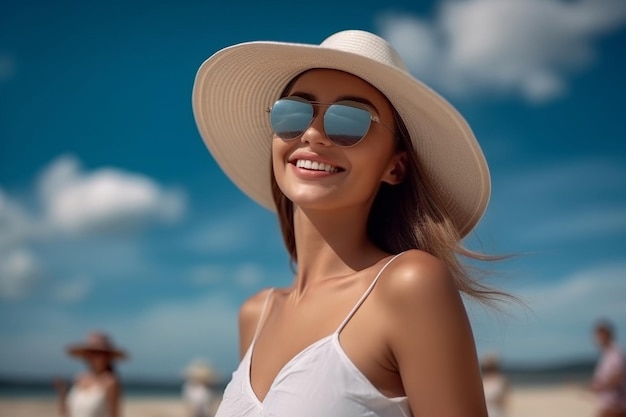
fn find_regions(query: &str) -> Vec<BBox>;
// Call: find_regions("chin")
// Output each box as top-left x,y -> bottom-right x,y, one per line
282,185 -> 336,206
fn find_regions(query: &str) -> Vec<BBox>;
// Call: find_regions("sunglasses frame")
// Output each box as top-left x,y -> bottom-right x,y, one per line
267,96 -> 397,148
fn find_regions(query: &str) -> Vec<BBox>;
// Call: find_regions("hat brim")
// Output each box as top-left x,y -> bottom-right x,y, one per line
67,346 -> 127,360
185,367 -> 217,383
192,40 -> 490,237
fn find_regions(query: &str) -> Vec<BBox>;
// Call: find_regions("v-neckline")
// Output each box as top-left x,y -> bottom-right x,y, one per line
244,253 -> 406,406
247,333 -> 336,405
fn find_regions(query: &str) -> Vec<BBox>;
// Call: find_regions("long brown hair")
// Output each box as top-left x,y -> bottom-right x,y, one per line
270,71 -> 510,304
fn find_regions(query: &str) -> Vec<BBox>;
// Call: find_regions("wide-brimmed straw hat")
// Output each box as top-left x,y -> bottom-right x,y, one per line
66,331 -> 127,360
192,30 -> 490,236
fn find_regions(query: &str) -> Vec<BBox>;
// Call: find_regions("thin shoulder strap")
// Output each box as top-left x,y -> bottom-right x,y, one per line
251,288 -> 275,344
335,252 -> 405,334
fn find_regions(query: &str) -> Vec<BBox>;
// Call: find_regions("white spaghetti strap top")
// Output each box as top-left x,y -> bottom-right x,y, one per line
251,288 -> 275,343
66,384 -> 107,417
215,253 -> 411,417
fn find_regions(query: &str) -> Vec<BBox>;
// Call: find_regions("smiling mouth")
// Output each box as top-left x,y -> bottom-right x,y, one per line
294,159 -> 342,173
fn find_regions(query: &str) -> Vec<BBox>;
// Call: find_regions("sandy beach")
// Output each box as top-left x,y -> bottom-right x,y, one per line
0,384 -> 597,417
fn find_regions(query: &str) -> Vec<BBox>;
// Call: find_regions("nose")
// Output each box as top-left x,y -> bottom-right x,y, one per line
300,110 -> 331,147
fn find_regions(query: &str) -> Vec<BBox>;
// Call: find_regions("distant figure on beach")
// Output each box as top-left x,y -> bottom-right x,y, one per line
54,331 -> 127,417
183,359 -> 219,417
481,353 -> 509,417
591,319 -> 626,417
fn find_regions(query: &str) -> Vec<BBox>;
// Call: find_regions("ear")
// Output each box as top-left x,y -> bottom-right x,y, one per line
382,152 -> 407,185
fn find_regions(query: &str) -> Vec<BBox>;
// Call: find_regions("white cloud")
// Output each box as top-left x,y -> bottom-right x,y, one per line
0,248 -> 39,299
378,0 -> 626,102
39,155 -> 185,234
519,263 -> 626,320
0,155 -> 187,299
0,188 -> 48,249
471,262 -> 626,362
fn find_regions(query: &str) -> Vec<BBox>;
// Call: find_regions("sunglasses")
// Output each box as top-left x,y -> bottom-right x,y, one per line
268,96 -> 396,147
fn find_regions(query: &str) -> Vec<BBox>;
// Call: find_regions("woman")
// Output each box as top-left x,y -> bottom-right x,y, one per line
192,30 -> 501,416
55,331 -> 126,417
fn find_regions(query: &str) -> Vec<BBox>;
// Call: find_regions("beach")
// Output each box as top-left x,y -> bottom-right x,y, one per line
0,384 -> 597,417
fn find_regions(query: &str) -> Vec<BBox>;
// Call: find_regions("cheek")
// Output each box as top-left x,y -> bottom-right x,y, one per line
352,141 -> 395,177
271,138 -> 283,167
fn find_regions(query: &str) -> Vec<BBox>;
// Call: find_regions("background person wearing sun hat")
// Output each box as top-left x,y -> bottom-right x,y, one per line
193,29 -> 506,416
54,331 -> 127,417
182,359 -> 220,417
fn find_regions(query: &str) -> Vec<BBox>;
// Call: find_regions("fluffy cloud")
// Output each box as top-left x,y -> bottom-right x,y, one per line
39,156 -> 185,234
471,262 -> 626,362
378,0 -> 626,102
0,155 -> 187,300
0,248 -> 39,299
0,188 -> 46,249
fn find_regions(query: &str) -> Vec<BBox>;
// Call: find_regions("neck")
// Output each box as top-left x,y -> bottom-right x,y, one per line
291,205 -> 386,296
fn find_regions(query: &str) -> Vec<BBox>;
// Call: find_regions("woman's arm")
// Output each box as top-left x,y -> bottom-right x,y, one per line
105,378 -> 122,417
382,250 -> 488,417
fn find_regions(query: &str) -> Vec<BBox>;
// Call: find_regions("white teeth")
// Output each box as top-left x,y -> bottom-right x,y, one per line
295,159 -> 338,173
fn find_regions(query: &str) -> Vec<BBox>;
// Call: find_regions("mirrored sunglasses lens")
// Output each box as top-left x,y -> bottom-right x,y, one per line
324,104 -> 371,146
270,99 -> 313,140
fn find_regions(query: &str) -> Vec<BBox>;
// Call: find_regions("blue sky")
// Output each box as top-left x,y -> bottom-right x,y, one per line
1,0 -> 625,380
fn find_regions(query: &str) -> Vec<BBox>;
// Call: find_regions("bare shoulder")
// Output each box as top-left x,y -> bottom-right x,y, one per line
239,288 -> 274,328
238,288 -> 274,358
374,250 -> 485,415
376,249 -> 458,307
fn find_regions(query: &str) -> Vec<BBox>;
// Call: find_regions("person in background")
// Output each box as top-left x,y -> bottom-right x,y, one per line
481,353 -> 509,417
592,319 -> 626,417
183,359 -> 219,417
54,331 -> 127,417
